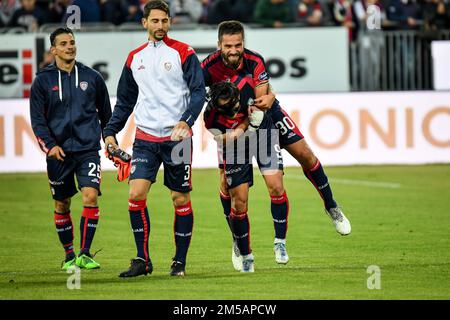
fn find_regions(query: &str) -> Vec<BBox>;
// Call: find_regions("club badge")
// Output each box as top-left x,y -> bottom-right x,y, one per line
80,81 -> 88,91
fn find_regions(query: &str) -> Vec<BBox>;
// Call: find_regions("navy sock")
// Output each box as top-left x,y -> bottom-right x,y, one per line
54,211 -> 75,260
270,192 -> 289,240
128,199 -> 150,263
303,160 -> 337,210
173,202 -> 194,264
230,209 -> 251,256
79,207 -> 99,256
219,191 -> 233,236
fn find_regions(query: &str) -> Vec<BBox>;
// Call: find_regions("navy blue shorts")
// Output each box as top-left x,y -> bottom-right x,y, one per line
269,106 -> 304,148
222,116 -> 283,189
46,150 -> 102,201
130,138 -> 192,193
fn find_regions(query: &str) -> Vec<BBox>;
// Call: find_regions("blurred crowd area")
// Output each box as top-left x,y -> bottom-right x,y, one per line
1,0 -> 450,40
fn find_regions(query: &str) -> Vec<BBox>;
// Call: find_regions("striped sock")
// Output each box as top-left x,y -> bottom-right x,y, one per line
270,192 -> 289,240
173,202 -> 194,264
79,207 -> 100,256
303,160 -> 337,210
230,208 -> 251,256
54,211 -> 75,260
219,191 -> 233,235
128,199 -> 150,263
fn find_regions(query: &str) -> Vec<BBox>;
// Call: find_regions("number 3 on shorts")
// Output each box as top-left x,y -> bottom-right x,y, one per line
184,164 -> 190,182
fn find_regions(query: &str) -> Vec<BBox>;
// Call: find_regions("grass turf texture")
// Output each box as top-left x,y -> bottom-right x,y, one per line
0,165 -> 449,300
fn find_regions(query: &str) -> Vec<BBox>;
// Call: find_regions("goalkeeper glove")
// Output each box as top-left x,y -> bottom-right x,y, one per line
105,144 -> 131,182
248,109 -> 265,132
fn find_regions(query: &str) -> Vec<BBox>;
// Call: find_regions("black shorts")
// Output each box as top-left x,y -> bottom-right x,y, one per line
269,106 -> 304,148
130,138 -> 192,193
222,117 -> 283,189
47,150 -> 102,201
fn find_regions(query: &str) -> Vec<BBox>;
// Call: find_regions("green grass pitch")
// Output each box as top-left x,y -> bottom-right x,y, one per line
0,165 -> 449,299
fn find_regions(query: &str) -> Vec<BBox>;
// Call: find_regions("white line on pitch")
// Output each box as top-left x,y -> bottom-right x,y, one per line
284,176 -> 401,189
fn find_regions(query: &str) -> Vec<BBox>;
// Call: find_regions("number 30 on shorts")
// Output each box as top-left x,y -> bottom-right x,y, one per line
275,116 -> 296,135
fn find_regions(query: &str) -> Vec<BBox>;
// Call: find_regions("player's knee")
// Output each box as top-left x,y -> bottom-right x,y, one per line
220,180 -> 228,194
219,173 -> 227,192
263,171 -> 285,196
171,192 -> 190,207
233,197 -> 248,213
82,189 -> 98,207
55,198 -> 71,212
297,147 -> 316,168
267,184 -> 285,197
129,189 -> 147,201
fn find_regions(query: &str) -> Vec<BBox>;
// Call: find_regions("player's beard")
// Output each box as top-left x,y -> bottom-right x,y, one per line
222,51 -> 243,69
152,29 -> 167,41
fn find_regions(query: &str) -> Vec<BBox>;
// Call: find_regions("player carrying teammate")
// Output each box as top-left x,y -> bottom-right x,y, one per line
202,20 -> 351,269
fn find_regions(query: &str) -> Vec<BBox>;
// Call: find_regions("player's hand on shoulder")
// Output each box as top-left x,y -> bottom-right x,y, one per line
171,121 -> 191,141
48,146 -> 65,161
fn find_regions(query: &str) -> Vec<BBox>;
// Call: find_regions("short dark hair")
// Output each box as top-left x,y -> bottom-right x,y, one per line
50,27 -> 74,46
218,20 -> 245,42
143,0 -> 171,19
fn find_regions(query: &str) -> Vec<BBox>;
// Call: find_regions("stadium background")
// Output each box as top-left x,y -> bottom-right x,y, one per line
0,0 -> 449,300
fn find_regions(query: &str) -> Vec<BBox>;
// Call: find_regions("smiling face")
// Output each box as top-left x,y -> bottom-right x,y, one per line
219,33 -> 244,69
142,9 -> 170,42
51,32 -> 76,63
